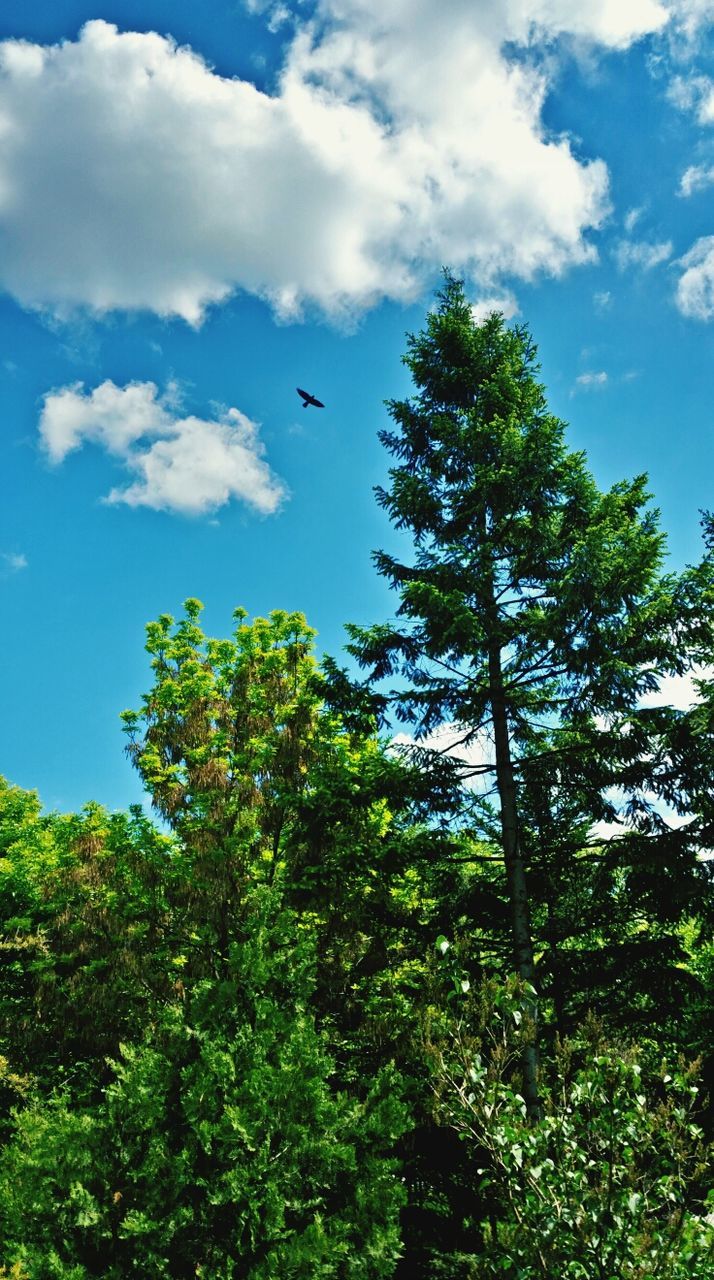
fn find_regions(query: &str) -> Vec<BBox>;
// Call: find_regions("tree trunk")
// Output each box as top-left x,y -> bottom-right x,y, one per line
488,640 -> 541,1117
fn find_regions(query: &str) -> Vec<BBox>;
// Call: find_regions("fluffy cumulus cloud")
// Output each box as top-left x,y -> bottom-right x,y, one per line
39,381 -> 285,516
0,5 -> 684,324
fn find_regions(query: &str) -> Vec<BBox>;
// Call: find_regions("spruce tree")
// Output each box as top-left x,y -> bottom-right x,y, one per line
348,273 -> 708,1112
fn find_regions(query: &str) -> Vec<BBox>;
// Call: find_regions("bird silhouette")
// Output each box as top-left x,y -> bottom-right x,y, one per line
296,387 -> 325,408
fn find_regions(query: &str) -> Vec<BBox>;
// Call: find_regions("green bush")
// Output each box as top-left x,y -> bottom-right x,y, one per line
431,980 -> 714,1279
0,899 -> 407,1279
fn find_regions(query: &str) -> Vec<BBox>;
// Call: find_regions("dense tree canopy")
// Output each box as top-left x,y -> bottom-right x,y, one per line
0,281 -> 712,1278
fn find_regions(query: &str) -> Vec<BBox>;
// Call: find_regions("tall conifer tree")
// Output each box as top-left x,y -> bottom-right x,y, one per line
349,274 -> 706,1112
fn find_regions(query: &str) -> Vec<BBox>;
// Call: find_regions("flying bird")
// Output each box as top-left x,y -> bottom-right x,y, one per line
296,387 -> 325,409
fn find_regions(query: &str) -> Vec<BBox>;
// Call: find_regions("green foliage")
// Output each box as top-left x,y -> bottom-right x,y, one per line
431,980 -> 713,1279
0,780 -> 178,1098
0,890 -> 407,1279
354,273 -> 686,729
346,272 -> 714,1065
120,603 -> 411,995
1,608 -> 414,1277
121,603 -> 322,854
2,286 -> 714,1278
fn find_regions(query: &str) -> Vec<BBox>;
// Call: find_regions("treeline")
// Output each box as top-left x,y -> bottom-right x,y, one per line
1,277 -> 713,1277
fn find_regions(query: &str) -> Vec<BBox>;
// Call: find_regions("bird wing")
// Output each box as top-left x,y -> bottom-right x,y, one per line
296,387 -> 325,407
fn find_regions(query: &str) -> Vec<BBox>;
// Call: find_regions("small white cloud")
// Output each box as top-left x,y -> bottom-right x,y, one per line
590,805 -> 694,843
1,551 -> 28,572
470,292 -> 519,324
105,411 -> 284,517
667,0 -> 714,38
575,370 -> 608,387
668,73 -> 714,123
590,662 -> 713,844
679,162 -> 714,196
667,74 -> 697,113
40,379 -> 173,464
266,4 -> 291,33
391,721 -> 493,793
510,0 -> 669,47
624,206 -> 643,232
39,381 -> 285,517
639,666 -> 712,709
614,238 -> 673,271
675,235 -> 714,318
593,289 -> 612,310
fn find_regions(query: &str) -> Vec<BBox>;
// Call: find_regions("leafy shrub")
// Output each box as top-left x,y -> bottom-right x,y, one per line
431,979 -> 714,1279
0,898 -> 407,1279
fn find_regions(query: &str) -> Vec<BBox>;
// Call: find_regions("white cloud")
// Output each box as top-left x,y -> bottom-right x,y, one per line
1,552 -> 27,573
0,5 -> 706,324
679,161 -> 714,195
40,379 -> 174,463
589,804 -> 694,843
666,0 -> 714,38
106,412 -> 284,516
39,381 -> 285,516
391,721 -> 494,793
266,4 -> 292,33
624,206 -> 643,232
675,235 -> 714,318
614,238 -> 673,270
470,292 -> 520,323
504,0 -> 669,46
590,667 -> 711,842
639,666 -> 712,709
575,370 -> 608,387
0,10 -> 661,324
593,289 -> 612,310
668,72 -> 714,122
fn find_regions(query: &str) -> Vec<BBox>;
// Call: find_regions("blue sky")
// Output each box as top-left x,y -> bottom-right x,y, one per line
2,0 -> 714,812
